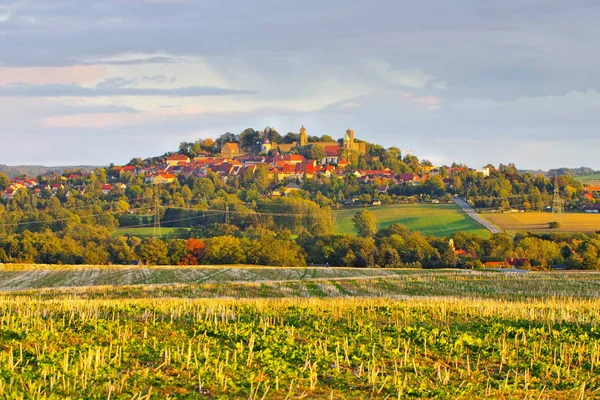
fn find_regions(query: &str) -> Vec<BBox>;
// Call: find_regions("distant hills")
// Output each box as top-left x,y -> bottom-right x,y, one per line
520,167 -> 599,177
0,165 -> 101,179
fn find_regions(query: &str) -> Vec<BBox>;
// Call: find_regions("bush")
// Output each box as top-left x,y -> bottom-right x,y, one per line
549,221 -> 562,229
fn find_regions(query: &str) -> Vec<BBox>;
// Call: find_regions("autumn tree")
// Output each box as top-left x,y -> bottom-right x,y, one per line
352,209 -> 377,237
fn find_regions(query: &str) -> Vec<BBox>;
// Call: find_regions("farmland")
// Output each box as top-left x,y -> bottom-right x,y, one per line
1,293 -> 600,398
334,204 -> 491,237
112,227 -> 187,238
483,212 -> 600,233
2,267 -> 600,398
576,173 -> 600,185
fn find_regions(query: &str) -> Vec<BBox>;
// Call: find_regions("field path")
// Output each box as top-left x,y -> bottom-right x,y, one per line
454,198 -> 501,234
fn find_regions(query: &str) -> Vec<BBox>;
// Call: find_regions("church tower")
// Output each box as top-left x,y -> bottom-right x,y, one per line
261,135 -> 272,153
300,125 -> 308,146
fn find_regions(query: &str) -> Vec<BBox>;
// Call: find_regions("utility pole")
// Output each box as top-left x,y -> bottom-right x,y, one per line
552,172 -> 564,223
225,203 -> 230,225
153,184 -> 161,237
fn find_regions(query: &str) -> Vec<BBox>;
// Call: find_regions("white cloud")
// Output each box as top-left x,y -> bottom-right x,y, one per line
0,6 -> 12,23
362,60 -> 435,89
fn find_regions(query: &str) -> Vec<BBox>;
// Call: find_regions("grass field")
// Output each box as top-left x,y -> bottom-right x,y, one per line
483,212 -> 600,233
112,226 -> 187,237
334,204 -> 491,237
2,267 -> 600,398
576,173 -> 600,185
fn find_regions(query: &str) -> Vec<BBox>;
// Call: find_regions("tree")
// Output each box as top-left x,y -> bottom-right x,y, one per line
352,209 -> 377,237
0,173 -> 9,191
309,145 -> 326,161
180,238 -> 205,265
240,128 -> 260,149
203,236 -> 245,264
282,133 -> 300,144
136,238 -> 169,265
254,164 -> 271,193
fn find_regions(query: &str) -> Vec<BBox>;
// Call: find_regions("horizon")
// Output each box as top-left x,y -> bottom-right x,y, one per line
1,1 -> 599,169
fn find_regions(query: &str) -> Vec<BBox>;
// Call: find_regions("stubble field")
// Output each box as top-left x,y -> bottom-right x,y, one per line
1,266 -> 600,398
482,212 -> 600,233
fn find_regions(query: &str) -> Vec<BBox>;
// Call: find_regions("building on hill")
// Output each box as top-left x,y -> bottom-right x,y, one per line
261,136 -> 272,153
298,126 -> 367,164
152,173 -> 176,184
221,142 -> 243,158
166,154 -> 190,166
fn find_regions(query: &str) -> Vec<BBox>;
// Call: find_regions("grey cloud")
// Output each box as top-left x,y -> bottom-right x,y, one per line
96,76 -> 177,89
0,0 -> 599,168
0,83 -> 257,97
80,56 -> 179,66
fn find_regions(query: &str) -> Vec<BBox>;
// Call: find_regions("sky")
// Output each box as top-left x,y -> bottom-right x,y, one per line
0,0 -> 599,169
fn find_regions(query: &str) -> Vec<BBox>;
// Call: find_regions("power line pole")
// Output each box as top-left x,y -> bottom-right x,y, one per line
153,184 -> 161,237
552,172 -> 564,223
225,203 -> 230,225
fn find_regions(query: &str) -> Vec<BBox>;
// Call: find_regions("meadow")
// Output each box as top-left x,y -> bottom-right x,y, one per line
334,204 -> 491,237
576,173 -> 600,185
112,227 -> 186,238
483,212 -> 600,233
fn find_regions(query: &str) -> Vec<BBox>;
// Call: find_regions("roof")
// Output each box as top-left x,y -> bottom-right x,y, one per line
222,142 -> 240,152
323,144 -> 341,157
166,154 -> 190,161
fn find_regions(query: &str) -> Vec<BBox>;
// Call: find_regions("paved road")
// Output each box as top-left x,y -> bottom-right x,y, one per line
453,197 -> 502,234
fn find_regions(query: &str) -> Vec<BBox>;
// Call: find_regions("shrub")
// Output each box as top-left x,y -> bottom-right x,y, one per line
549,221 -> 562,229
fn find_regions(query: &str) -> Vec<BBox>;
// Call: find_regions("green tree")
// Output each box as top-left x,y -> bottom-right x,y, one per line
0,173 -> 9,191
309,145 -> 326,161
203,236 -> 245,264
136,238 -> 169,265
352,209 -> 377,237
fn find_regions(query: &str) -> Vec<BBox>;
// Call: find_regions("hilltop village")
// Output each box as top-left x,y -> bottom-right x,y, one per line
1,126 -> 489,202
1,125 -> 598,213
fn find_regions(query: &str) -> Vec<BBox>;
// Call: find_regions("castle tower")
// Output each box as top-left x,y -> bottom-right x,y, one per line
300,125 -> 308,146
345,128 -> 355,151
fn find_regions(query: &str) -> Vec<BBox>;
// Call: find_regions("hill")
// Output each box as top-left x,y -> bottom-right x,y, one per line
0,164 -> 101,178
520,166 -> 599,177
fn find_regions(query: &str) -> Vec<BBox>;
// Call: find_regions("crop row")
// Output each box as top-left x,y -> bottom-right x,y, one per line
0,296 -> 599,398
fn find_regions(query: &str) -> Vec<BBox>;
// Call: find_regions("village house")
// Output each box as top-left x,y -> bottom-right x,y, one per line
152,173 -> 176,185
166,154 -> 190,167
101,184 -> 113,195
119,165 -> 137,177
221,143 -> 243,159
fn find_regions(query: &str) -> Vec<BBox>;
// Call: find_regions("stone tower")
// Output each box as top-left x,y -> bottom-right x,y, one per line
300,125 -> 308,147
345,128 -> 355,151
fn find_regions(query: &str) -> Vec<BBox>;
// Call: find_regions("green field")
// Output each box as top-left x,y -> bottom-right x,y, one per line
334,204 -> 491,237
112,226 -> 187,238
576,173 -> 600,185
1,266 -> 600,398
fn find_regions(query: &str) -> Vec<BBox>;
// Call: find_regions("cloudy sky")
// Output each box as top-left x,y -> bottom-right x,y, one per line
0,0 -> 599,169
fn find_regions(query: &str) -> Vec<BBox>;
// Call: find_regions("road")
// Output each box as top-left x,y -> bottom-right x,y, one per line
453,197 -> 502,234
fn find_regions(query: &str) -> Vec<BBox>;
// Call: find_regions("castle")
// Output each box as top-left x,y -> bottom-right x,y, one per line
299,125 -> 367,162
260,126 -> 367,163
